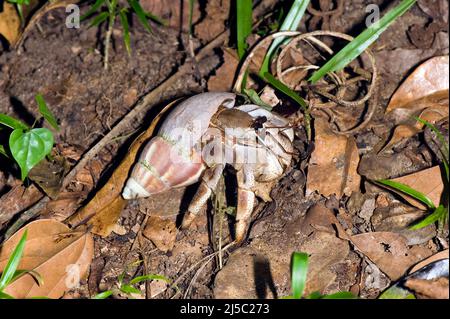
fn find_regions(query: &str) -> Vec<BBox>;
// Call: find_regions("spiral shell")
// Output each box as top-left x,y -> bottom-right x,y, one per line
122,92 -> 236,199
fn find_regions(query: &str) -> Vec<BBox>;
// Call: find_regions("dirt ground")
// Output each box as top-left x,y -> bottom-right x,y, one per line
0,0 -> 448,299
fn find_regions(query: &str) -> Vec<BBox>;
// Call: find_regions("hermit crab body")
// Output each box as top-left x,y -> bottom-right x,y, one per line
122,92 -> 294,242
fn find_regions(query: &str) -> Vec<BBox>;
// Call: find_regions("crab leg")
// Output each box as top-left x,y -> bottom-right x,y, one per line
235,166 -> 256,243
182,164 -> 225,228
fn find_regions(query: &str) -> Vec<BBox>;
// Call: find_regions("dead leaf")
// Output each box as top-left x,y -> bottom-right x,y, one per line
405,277 -> 449,299
0,185 -> 43,228
0,219 -> 94,299
66,100 -> 178,237
143,216 -> 177,252
306,116 -> 361,198
387,56 -> 449,112
410,249 -> 449,273
28,154 -> 68,199
389,166 -> 444,210
0,2 -> 20,45
350,232 -> 432,280
208,49 -> 239,92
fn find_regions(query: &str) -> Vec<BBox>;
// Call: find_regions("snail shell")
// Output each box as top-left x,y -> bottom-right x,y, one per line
122,92 -> 236,199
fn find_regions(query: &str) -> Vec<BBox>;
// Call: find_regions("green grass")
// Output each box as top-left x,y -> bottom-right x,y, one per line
309,0 -> 417,83
284,252 -> 355,299
236,0 -> 253,59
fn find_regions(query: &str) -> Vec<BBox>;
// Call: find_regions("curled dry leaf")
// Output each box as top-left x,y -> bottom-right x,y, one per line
66,100 -> 178,237
387,56 -> 449,112
350,231 -> 432,280
0,219 -> 93,299
410,249 -> 449,273
306,116 -> 360,198
0,2 -> 20,45
142,216 -> 177,253
405,277 -> 449,299
388,165 -> 444,210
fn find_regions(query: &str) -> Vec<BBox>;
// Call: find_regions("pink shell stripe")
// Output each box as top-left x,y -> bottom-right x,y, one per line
131,137 -> 205,194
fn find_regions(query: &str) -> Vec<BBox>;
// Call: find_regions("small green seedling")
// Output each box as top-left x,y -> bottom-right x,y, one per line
81,0 -> 166,69
93,260 -> 174,299
6,0 -> 30,25
0,231 -> 43,299
377,119 -> 449,231
0,94 -> 58,180
284,252 -> 355,299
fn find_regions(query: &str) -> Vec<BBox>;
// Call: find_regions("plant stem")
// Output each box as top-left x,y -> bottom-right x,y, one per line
104,14 -> 115,70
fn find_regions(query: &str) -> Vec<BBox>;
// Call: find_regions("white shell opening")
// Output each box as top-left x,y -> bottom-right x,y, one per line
122,177 -> 151,199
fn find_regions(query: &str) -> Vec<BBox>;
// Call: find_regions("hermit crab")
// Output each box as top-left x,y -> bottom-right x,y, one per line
122,92 -> 294,242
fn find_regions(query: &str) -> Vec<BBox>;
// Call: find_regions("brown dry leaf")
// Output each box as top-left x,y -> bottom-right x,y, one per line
143,216 -> 177,252
405,277 -> 449,299
208,48 -> 239,92
0,219 -> 94,298
389,166 -> 444,210
66,100 -> 178,237
410,249 -> 449,273
28,154 -> 68,199
379,124 -> 421,154
306,116 -> 361,198
40,192 -> 84,221
350,232 -> 431,280
0,185 -> 43,228
0,2 -> 20,45
387,56 -> 449,112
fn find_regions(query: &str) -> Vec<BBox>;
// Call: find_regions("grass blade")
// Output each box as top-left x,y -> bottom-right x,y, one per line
410,205 -> 447,230
36,94 -> 59,131
236,0 -> 253,59
309,0 -> 416,83
119,9 -> 131,56
243,89 -> 273,111
0,114 -> 29,130
291,252 -> 309,299
120,284 -> 141,295
88,11 -> 110,28
129,274 -> 170,285
376,179 -> 436,209
128,0 -> 152,33
146,12 -> 168,26
260,0 -> 310,75
81,0 -> 106,21
92,290 -> 114,299
322,291 -> 356,299
0,291 -> 14,299
263,72 -> 311,139
10,269 -> 43,286
0,230 -> 27,291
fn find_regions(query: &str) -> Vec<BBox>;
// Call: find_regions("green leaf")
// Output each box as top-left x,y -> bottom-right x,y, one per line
120,284 -> 141,295
309,0 -> 417,83
0,114 -> 29,130
119,9 -> 131,56
88,11 -> 110,28
92,290 -> 114,299
322,291 -> 356,299
379,285 -> 416,299
128,0 -> 152,33
306,291 -> 323,299
236,0 -> 253,59
0,291 -> 14,299
36,94 -> 59,131
260,0 -> 310,75
9,128 -> 54,180
410,205 -> 448,230
81,0 -> 107,21
146,11 -> 167,26
243,88 -> 273,111
376,179 -> 435,209
0,144 -> 8,157
129,274 -> 171,285
291,252 -> 309,299
0,231 -> 27,291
